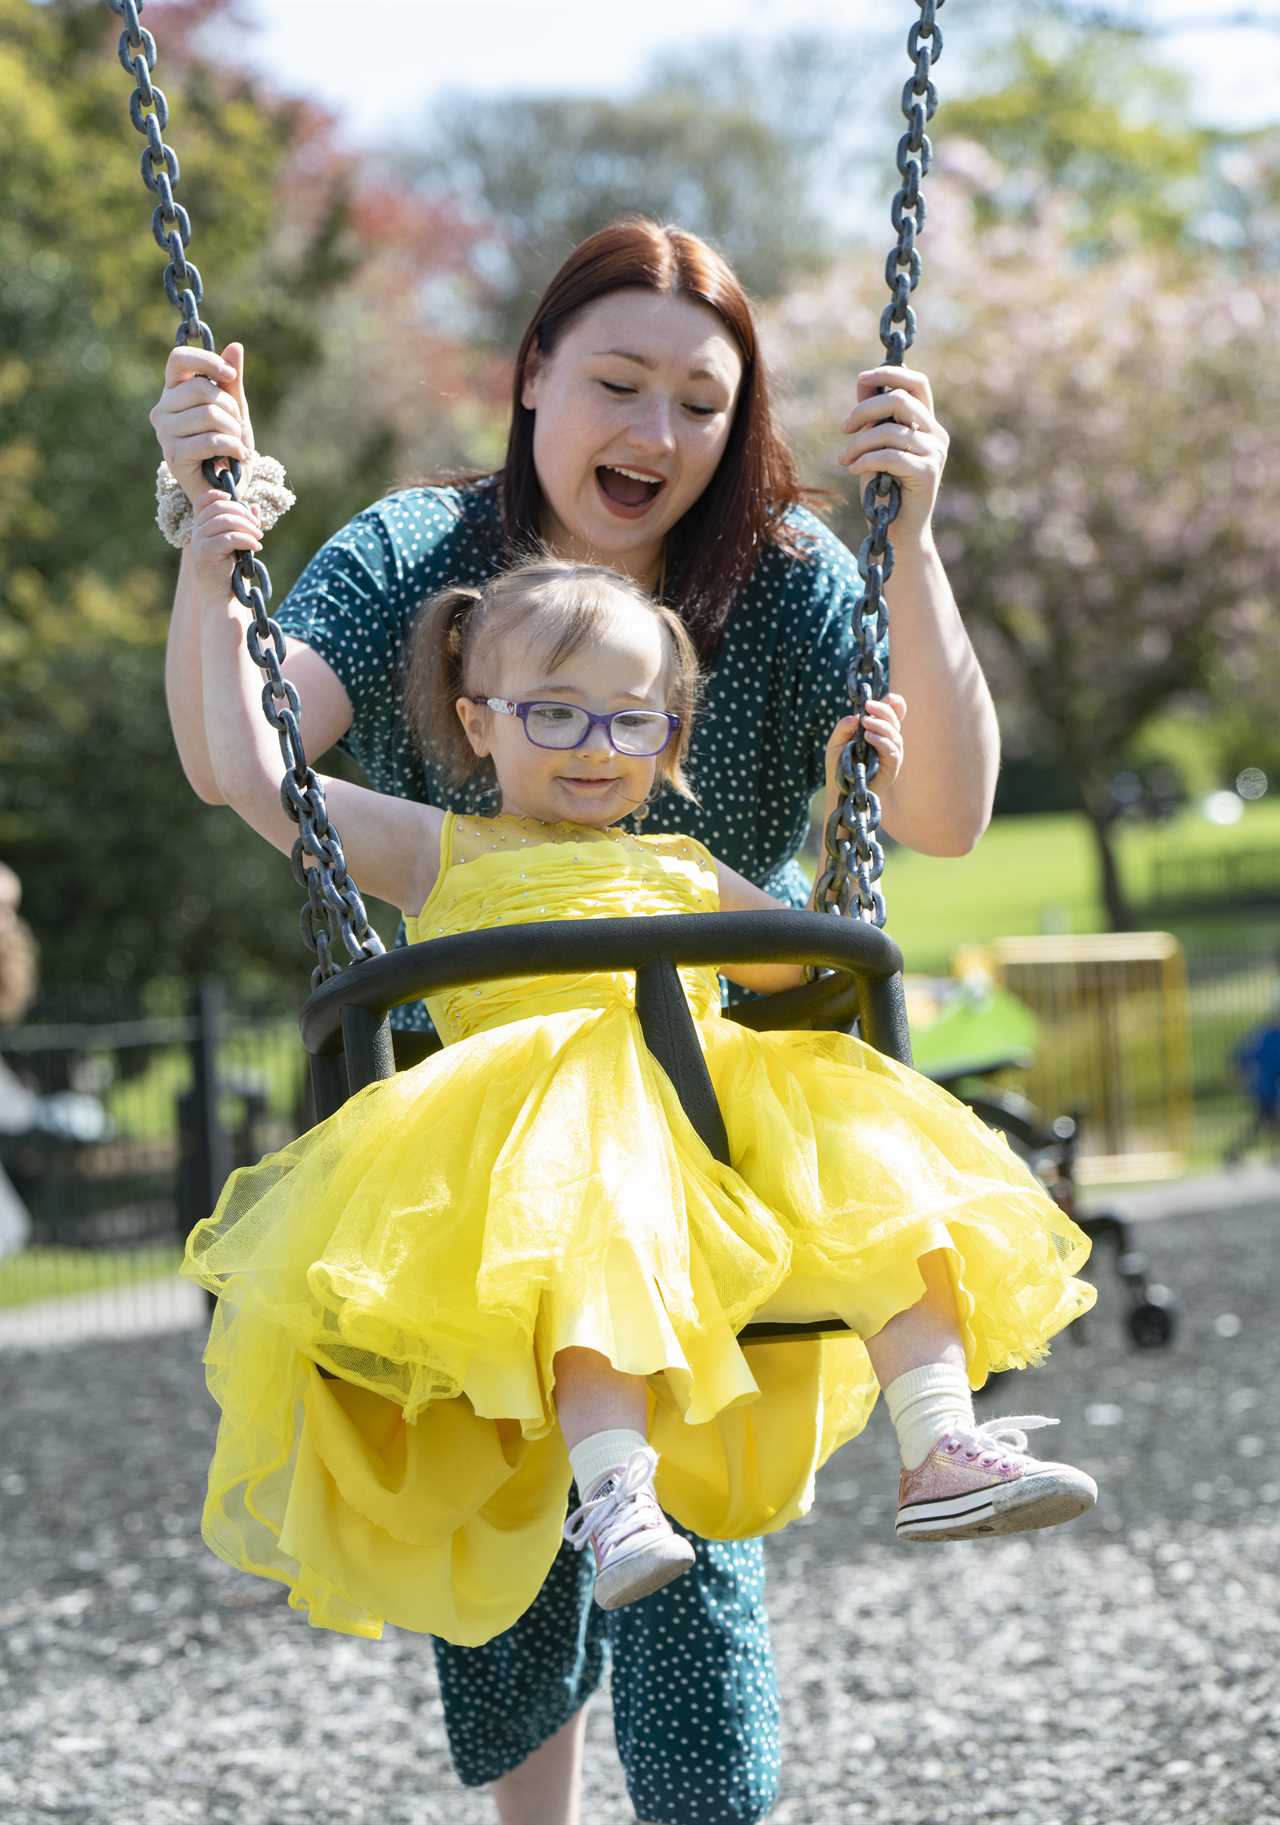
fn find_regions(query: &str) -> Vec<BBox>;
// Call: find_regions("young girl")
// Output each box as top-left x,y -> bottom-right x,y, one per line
183,514 -> 1096,1647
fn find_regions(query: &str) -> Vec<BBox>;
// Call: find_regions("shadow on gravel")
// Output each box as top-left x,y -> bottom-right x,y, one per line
2,1194 -> 1277,1825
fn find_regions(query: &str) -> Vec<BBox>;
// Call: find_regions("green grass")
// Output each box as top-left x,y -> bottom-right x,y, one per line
0,1245 -> 182,1310
804,803 -> 1279,1176
868,801 -> 1280,972
103,1016 -> 304,1141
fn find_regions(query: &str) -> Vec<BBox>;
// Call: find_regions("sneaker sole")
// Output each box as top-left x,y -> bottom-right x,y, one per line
896,1468 -> 1098,1543
594,1539 -> 697,1610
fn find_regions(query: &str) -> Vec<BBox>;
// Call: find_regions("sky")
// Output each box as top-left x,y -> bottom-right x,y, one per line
235,0 -> 1280,147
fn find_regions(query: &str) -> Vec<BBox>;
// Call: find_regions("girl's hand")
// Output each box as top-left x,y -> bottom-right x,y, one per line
838,366 -> 948,542
824,694 -> 907,793
149,341 -> 255,505
190,489 -> 262,583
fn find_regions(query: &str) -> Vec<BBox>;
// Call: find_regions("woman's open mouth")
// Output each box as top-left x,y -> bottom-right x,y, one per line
595,465 -> 665,520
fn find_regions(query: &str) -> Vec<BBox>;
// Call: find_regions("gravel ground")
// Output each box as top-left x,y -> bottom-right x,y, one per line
2,1181 -> 1278,1825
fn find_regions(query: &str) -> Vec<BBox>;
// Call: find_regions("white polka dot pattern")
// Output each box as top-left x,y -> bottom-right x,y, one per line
432,1494 -> 781,1824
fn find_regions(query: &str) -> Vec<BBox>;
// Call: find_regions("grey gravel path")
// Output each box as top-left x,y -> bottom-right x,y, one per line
2,1183 -> 1277,1825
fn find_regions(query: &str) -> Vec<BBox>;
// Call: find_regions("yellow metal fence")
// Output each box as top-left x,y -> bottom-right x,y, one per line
991,934 -> 1193,1182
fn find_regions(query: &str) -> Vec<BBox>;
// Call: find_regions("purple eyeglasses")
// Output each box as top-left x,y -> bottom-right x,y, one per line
470,697 -> 679,757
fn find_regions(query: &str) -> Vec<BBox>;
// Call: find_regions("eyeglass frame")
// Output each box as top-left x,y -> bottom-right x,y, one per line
468,696 -> 681,756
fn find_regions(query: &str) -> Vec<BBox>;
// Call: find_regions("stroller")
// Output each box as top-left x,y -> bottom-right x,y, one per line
908,973 -> 1177,1351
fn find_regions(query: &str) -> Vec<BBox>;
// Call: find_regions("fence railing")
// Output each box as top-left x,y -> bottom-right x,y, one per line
1,953 -> 1275,1348
0,983 -> 303,1348
1142,847 -> 1280,915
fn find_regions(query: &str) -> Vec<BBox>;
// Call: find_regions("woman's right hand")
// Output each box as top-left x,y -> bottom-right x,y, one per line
149,341 -> 255,504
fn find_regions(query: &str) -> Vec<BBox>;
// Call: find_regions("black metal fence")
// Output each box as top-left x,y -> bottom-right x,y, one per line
1,954 -> 1276,1348
1144,847 -> 1280,916
0,983 -> 303,1347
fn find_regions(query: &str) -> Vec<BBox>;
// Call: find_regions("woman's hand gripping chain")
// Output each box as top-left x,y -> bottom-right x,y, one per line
838,365 -> 949,543
149,342 -> 255,505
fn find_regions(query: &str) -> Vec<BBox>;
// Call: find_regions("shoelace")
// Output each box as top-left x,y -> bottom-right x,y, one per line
941,1414 -> 1059,1473
563,1446 -> 662,1557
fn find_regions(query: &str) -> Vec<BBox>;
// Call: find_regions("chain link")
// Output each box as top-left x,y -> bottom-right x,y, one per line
106,0 -> 383,986
813,0 -> 944,931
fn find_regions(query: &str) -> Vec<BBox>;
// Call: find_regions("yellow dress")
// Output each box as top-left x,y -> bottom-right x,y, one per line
183,812 -> 1094,1645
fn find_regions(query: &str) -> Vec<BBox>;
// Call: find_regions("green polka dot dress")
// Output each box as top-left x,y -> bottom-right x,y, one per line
274,479 -> 882,1822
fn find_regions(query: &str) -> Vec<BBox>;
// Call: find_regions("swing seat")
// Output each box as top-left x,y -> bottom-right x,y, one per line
299,908 -> 909,1345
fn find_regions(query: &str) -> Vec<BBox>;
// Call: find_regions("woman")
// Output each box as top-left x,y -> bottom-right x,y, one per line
153,219 -> 998,1825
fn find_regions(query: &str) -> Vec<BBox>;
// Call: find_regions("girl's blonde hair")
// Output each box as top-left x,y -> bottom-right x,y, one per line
404,557 -> 702,803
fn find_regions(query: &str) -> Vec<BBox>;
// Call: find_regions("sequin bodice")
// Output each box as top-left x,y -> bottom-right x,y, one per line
404,814 -> 723,1044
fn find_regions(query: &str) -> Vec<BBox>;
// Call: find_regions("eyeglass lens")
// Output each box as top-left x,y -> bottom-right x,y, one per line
525,704 -> 670,754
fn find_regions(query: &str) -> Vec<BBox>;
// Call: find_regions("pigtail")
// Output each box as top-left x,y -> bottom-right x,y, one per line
437,586 -> 483,692
404,583 -> 491,785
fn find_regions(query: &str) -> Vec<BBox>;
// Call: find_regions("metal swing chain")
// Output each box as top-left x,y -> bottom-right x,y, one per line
106,0 -> 384,987
812,0 -> 944,931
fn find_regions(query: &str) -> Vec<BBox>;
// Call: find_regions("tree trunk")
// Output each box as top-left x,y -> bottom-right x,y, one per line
1082,804 -> 1132,932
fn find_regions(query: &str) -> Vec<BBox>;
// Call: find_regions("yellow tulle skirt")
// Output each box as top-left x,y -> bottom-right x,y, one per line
183,1004 -> 1094,1644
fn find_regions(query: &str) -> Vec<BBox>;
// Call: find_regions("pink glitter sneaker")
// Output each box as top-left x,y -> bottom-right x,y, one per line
564,1447 -> 696,1610
896,1415 -> 1097,1543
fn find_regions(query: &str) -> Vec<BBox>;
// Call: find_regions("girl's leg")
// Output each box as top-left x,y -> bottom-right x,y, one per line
554,1346 -> 647,1446
865,1248 -> 1098,1541
554,1347 -> 696,1608
861,1247 -> 966,1388
861,1248 -> 976,1473
490,1706 -> 589,1825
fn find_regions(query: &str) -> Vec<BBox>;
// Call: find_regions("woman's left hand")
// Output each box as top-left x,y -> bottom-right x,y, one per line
839,366 -> 948,542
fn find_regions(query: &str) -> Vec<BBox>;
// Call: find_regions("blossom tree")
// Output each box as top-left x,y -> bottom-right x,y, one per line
766,143 -> 1280,927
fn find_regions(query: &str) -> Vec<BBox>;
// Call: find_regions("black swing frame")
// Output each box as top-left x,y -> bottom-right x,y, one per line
299,908 -> 909,1345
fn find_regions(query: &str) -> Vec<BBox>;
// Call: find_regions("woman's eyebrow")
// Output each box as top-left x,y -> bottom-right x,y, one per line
593,348 -> 721,384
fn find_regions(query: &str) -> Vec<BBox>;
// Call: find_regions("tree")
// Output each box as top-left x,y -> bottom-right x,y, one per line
0,0 -> 502,1002
395,67 -> 837,350
766,158 -> 1280,928
901,9 -> 1280,278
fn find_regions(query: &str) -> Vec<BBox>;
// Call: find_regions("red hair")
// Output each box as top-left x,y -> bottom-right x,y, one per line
496,219 -> 824,661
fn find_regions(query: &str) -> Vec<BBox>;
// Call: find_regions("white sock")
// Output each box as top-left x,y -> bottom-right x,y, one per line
569,1427 -> 649,1498
883,1363 -> 975,1470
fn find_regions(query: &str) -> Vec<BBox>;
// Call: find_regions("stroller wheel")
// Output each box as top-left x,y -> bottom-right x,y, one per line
1127,1287 -> 1176,1349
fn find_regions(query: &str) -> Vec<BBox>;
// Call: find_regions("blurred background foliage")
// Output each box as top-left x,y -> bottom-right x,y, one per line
1,0 -> 1278,1002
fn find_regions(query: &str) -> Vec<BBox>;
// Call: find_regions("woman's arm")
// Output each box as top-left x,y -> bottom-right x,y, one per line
165,542 -> 224,803
153,343 -> 357,803
193,493 -> 442,917
167,542 -> 356,804
840,365 -> 999,855
870,534 -> 998,855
